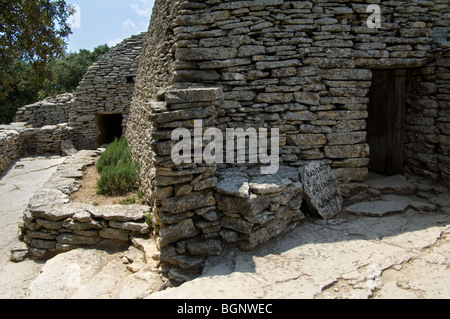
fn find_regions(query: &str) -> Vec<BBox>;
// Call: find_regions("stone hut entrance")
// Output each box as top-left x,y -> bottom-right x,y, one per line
96,113 -> 123,145
367,69 -> 407,176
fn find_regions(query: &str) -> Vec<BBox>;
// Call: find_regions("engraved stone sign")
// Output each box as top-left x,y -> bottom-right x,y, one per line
301,161 -> 343,220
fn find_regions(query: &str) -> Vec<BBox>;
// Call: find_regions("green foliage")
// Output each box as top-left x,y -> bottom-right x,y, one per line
0,0 -> 72,123
118,197 -> 136,205
0,0 -> 110,124
96,138 -> 132,173
0,44 -> 110,124
46,44 -> 110,95
0,0 -> 72,100
96,138 -> 140,196
145,213 -> 153,227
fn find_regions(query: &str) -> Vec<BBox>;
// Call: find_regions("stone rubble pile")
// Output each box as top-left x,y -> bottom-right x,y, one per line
215,166 -> 304,251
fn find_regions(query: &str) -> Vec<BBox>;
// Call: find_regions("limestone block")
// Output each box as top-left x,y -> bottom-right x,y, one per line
159,219 -> 199,247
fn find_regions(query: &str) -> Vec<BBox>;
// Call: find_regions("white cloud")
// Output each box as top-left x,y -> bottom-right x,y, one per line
122,19 -> 138,31
131,0 -> 155,18
108,38 -> 124,47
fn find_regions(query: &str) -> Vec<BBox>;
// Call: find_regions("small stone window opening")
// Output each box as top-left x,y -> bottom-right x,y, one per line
126,76 -> 135,84
96,113 -> 123,146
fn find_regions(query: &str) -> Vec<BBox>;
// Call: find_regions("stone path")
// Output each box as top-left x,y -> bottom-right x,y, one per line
0,156 -> 65,268
151,212 -> 450,299
0,156 -> 65,298
0,156 -> 449,299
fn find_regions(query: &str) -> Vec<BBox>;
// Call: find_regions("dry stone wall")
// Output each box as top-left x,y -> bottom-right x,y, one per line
71,33 -> 146,150
127,0 -> 450,283
18,150 -> 151,260
0,123 -> 73,175
405,49 -> 450,186
14,93 -> 74,127
167,0 -> 449,183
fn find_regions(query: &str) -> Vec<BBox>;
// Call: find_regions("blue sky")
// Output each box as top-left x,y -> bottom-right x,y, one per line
65,0 -> 154,52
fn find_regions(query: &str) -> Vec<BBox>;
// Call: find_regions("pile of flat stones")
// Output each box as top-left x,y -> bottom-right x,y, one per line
215,166 -> 304,251
16,150 -> 151,261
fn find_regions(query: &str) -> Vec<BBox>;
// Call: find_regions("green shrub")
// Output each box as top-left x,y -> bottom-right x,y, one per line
96,137 -> 133,173
145,213 -> 153,227
96,138 -> 140,196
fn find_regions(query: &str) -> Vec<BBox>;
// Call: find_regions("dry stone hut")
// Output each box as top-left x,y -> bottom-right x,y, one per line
126,0 -> 450,282
70,32 -> 146,150
1,34 -> 146,175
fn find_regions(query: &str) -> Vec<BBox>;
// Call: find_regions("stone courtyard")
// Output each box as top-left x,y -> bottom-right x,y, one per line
0,154 -> 449,299
0,0 -> 450,299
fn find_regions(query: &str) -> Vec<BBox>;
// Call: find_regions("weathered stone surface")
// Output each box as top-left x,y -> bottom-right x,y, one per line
324,144 -> 370,159
178,10 -> 231,26
31,203 -> 90,222
218,194 -> 270,217
56,234 -> 101,246
99,228 -> 130,242
220,216 -> 253,235
301,161 -> 343,220
186,239 -> 222,256
345,200 -> 410,217
215,176 -> 250,199
28,190 -> 70,216
63,219 -> 102,231
165,88 -> 222,104
90,205 -> 150,222
176,48 -> 237,61
61,140 -> 77,157
109,220 -> 150,234
249,175 -> 292,195
72,211 -> 92,223
161,191 -> 216,214
159,219 -> 199,247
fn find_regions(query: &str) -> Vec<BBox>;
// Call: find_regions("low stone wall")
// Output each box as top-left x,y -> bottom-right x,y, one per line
0,128 -> 25,173
0,123 -> 74,175
18,150 -> 152,260
215,166 -> 305,251
14,93 -> 74,127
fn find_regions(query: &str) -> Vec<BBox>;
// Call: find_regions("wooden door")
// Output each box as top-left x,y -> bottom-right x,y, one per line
367,69 -> 406,175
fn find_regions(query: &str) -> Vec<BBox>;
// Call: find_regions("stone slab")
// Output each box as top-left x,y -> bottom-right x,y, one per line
301,161 -> 343,219
345,200 -> 411,217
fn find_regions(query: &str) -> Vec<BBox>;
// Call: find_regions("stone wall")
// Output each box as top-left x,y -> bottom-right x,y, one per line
14,93 -> 74,127
0,126 -> 25,174
405,49 -> 450,186
126,0 -> 181,198
126,0 -> 450,282
19,150 -> 151,260
164,0 -> 449,183
0,123 -> 73,175
71,33 -> 146,150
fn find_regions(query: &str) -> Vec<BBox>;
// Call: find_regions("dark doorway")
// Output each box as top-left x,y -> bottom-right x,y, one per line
367,69 -> 406,175
96,113 -> 123,145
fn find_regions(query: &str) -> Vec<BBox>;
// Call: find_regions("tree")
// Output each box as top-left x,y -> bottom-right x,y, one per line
0,0 -> 72,123
48,44 -> 109,94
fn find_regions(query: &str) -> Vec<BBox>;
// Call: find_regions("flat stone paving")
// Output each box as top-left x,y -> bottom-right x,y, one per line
0,157 -> 449,299
0,156 -> 65,268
